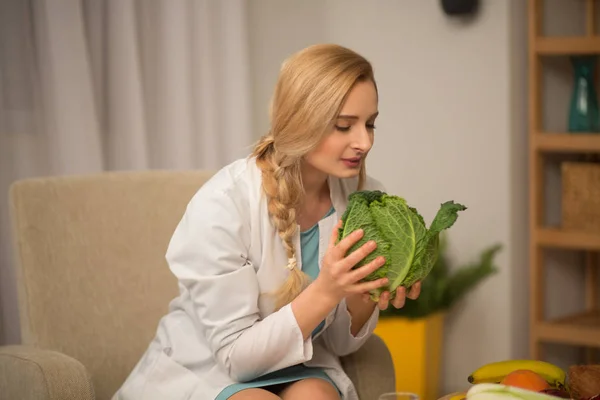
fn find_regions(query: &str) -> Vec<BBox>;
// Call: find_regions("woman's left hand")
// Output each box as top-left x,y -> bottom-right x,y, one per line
362,281 -> 422,310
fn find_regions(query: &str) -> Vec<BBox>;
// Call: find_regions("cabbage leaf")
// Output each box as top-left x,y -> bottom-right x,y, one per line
337,190 -> 467,301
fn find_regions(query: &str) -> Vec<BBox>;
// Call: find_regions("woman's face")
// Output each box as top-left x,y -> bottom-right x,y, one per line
303,80 -> 378,182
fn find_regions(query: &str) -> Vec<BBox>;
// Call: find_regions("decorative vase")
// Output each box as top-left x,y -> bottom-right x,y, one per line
568,55 -> 600,133
374,313 -> 445,400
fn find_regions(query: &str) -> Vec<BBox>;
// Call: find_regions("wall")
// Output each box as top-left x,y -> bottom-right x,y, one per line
249,0 -> 529,393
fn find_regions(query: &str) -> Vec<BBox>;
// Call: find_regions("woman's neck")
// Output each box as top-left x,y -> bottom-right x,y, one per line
297,170 -> 332,231
301,163 -> 329,205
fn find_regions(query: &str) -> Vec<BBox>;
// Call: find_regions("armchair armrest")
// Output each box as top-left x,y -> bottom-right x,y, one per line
341,334 -> 396,399
0,345 -> 95,400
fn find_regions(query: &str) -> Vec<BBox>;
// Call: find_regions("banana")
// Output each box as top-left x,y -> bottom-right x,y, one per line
467,360 -> 566,388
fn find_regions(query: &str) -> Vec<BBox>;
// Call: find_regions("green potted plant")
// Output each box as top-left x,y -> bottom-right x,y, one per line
374,234 -> 501,400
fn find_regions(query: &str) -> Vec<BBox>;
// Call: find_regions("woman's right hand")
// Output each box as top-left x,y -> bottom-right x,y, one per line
314,219 -> 388,304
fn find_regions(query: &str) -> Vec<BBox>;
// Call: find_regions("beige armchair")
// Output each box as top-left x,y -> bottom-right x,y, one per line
0,170 -> 395,400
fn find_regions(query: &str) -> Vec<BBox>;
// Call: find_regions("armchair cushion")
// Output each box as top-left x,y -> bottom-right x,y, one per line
0,345 -> 94,400
0,336 -> 394,400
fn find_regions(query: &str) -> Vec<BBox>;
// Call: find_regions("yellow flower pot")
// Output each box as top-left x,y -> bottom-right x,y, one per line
374,313 -> 445,400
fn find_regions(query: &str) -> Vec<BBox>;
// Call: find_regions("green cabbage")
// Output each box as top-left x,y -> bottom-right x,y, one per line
337,190 -> 467,301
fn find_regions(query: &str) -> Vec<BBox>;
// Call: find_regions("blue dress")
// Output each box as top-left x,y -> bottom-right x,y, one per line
215,207 -> 339,399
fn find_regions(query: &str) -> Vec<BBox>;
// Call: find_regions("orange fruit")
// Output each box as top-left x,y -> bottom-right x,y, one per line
500,369 -> 551,391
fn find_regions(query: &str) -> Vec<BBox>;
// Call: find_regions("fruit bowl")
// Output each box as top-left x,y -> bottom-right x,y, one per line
461,360 -> 600,400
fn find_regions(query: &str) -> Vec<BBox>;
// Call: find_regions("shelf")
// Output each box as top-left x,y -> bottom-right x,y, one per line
534,133 -> 600,153
535,36 -> 600,55
536,228 -> 600,250
536,310 -> 600,348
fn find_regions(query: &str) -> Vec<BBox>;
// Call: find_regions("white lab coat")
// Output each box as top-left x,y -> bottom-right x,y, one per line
114,156 -> 386,400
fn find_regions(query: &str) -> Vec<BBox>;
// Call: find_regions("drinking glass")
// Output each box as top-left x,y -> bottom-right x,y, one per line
378,392 -> 419,400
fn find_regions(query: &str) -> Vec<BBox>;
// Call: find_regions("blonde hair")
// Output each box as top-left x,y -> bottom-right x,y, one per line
251,43 -> 376,310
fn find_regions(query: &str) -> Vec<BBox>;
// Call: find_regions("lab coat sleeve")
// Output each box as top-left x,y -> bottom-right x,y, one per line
165,186 -> 312,382
322,298 -> 380,356
321,174 -> 387,356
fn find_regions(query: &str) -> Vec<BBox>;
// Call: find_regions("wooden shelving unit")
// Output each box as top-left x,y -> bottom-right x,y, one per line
537,310 -> 600,348
535,36 -> 600,55
528,0 -> 600,362
533,133 -> 600,153
536,228 -> 600,250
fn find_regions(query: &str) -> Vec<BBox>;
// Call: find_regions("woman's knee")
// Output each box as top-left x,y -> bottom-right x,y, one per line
229,388 -> 282,400
280,378 -> 340,400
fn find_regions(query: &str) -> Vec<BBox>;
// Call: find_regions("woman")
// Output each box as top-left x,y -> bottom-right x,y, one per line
114,43 -> 421,400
